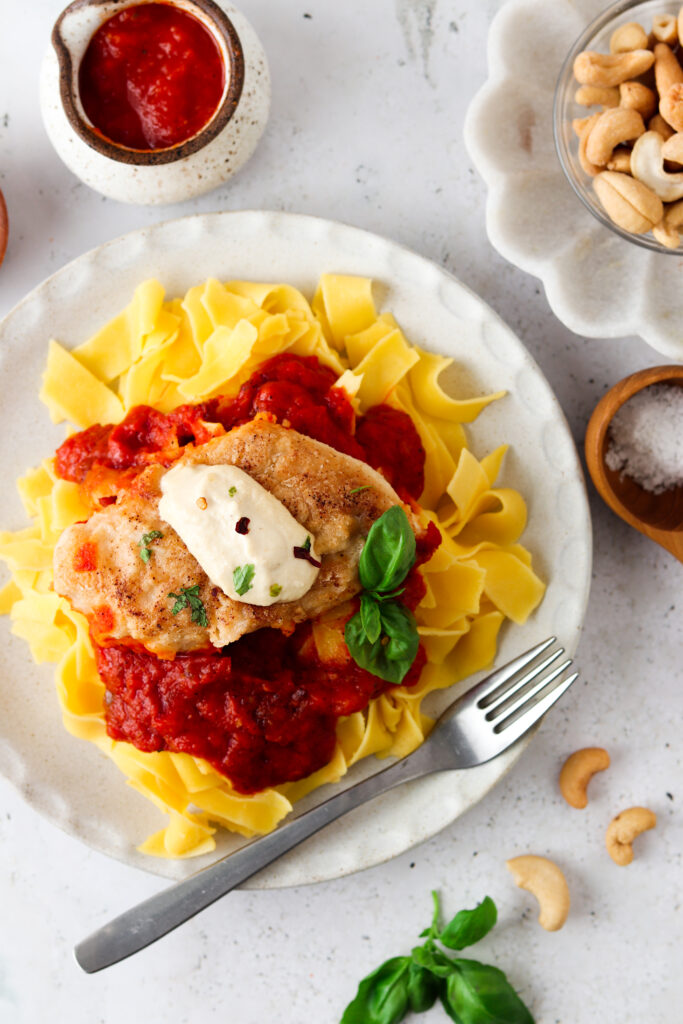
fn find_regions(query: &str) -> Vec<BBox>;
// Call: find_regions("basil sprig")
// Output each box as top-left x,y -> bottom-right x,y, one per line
344,506 -> 419,684
340,893 -> 534,1024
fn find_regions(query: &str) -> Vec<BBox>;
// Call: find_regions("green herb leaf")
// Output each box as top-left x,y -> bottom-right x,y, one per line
340,956 -> 411,1024
411,944 -> 456,980
344,601 -> 419,684
406,961 -> 440,1013
359,506 -> 416,594
270,583 -> 282,598
441,960 -> 535,1024
360,592 -> 382,644
228,486 -> 237,497
233,563 -> 255,596
439,897 -> 498,951
167,585 -> 208,627
349,485 -> 371,495
301,535 -> 312,552
138,529 -> 163,563
419,890 -> 442,940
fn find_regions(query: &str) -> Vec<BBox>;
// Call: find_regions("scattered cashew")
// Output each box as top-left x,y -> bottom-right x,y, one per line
559,747 -> 610,809
575,84 -> 620,108
620,80 -> 657,120
574,49 -> 654,88
649,112 -> 676,140
605,807 -> 656,866
654,43 -> 683,102
661,82 -> 683,131
506,856 -> 570,931
610,21 -> 649,54
593,171 -> 664,233
662,131 -> 683,163
631,130 -> 683,200
585,107 -> 645,166
607,146 -> 632,173
652,14 -> 678,46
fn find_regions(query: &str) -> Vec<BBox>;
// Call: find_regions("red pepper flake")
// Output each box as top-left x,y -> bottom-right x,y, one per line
235,517 -> 250,535
293,536 -> 322,568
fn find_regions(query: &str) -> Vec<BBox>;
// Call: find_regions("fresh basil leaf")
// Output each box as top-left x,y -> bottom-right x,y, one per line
340,956 -> 410,1024
406,961 -> 440,1013
360,592 -> 382,644
359,506 -> 416,594
441,960 -> 535,1024
233,563 -> 255,596
344,600 -> 419,684
439,896 -> 498,951
411,944 -> 456,980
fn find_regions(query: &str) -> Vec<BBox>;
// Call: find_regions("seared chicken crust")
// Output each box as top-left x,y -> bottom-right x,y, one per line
54,419 -> 418,653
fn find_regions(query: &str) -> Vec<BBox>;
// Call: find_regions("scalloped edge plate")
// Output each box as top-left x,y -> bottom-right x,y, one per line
0,210 -> 591,885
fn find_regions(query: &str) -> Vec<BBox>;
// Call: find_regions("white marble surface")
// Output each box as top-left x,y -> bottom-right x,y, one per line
0,1 -> 680,1022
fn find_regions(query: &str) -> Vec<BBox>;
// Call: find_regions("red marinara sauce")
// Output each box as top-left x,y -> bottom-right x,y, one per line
56,353 -> 437,792
78,3 -> 225,151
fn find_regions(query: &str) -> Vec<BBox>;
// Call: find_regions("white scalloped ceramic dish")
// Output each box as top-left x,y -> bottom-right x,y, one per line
465,0 -> 683,360
0,211 -> 591,885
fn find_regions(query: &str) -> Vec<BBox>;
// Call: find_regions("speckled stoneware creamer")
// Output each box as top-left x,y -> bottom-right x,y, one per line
40,0 -> 270,204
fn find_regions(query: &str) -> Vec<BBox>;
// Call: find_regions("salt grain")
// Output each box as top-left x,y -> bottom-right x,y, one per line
605,383 -> 683,493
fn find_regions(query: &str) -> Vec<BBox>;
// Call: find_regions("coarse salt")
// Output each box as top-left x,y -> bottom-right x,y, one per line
605,383 -> 683,494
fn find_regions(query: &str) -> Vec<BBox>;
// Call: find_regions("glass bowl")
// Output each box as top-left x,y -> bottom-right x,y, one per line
554,0 -> 683,255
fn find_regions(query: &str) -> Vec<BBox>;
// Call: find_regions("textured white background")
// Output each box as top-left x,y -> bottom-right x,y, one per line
0,1 -> 680,1022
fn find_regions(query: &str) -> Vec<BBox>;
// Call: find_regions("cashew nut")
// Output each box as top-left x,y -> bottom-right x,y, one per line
631,130 -> 683,199
585,107 -> 645,166
610,21 -> 649,54
652,14 -> 678,46
575,84 -> 620,108
649,112 -> 676,140
607,146 -> 632,173
559,747 -> 610,809
506,856 -> 570,931
573,112 -> 603,175
620,80 -> 657,120
605,807 -> 657,865
593,171 -> 664,233
654,196 -> 683,247
574,49 -> 655,88
662,131 -> 683,163
661,83 -> 683,131
654,43 -> 683,102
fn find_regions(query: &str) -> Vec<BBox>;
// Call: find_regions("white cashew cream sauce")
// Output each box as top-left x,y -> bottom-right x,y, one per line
158,464 -> 320,606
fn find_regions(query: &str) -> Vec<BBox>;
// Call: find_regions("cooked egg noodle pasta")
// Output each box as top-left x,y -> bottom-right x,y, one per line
0,275 -> 545,857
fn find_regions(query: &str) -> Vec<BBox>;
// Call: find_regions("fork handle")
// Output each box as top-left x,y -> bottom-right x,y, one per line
74,749 -> 433,973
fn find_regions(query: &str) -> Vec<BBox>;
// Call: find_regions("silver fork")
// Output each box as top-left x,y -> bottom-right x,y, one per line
75,636 -> 577,973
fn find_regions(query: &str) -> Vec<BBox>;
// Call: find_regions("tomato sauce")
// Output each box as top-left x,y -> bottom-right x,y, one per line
56,353 -> 436,791
78,3 -> 225,150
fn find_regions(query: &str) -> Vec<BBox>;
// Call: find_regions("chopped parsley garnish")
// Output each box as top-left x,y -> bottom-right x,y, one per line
233,563 -> 255,596
349,485 -> 371,495
228,486 -> 237,497
138,530 -> 163,563
168,585 -> 208,627
270,583 -> 282,598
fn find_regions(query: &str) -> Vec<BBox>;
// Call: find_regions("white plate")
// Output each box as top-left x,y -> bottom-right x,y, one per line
464,0 -> 683,361
0,211 -> 592,885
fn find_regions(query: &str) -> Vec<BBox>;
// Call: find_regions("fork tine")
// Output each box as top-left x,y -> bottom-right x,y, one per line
480,647 -> 565,713
491,670 -> 579,748
485,655 -> 571,721
466,636 -> 556,706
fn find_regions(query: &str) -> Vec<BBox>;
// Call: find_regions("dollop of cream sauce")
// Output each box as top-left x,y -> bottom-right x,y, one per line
158,464 -> 320,606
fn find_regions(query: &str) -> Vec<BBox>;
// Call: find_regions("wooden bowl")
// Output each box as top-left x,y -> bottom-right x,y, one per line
585,365 -> 683,563
0,188 -> 7,268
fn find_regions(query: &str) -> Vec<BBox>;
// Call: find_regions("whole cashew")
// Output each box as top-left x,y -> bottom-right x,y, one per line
607,147 -> 632,173
654,196 -> 683,247
654,44 -> 683,102
605,807 -> 657,865
575,84 -> 620,108
620,80 -> 657,120
610,21 -> 649,54
559,747 -> 610,809
660,83 -> 683,132
652,14 -> 678,46
586,107 -> 645,166
574,49 -> 655,88
575,112 -> 603,175
506,855 -> 570,931
632,130 -> 683,199
649,112 -> 676,140
662,132 -> 683,163
593,171 -> 664,233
